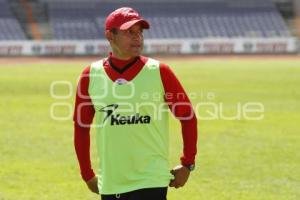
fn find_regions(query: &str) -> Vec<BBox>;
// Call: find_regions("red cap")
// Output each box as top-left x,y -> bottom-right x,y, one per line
105,7 -> 150,31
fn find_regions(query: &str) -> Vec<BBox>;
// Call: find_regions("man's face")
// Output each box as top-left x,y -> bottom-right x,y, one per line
108,23 -> 144,59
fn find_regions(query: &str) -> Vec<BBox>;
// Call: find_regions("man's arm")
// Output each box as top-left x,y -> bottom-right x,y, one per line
159,63 -> 198,188
73,66 -> 98,193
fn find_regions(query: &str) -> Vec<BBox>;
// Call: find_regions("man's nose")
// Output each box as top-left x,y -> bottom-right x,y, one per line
131,32 -> 143,40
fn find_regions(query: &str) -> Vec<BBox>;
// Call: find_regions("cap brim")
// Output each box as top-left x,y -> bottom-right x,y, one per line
119,19 -> 150,30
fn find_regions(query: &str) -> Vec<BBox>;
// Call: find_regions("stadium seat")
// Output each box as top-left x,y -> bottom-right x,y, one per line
0,0 -> 27,40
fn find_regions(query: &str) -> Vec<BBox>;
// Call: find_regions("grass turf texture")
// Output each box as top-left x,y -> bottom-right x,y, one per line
0,58 -> 299,200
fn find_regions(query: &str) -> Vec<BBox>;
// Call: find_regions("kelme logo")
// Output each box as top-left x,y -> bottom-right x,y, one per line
99,104 -> 151,126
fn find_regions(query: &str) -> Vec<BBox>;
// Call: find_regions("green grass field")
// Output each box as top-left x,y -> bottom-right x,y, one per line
0,57 -> 299,200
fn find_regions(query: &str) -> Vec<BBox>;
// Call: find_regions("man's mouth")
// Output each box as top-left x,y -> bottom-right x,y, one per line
131,44 -> 141,48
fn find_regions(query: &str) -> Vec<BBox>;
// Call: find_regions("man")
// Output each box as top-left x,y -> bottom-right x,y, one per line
74,7 -> 198,200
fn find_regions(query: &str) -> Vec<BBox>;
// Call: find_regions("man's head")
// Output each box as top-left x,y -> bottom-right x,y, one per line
104,7 -> 150,60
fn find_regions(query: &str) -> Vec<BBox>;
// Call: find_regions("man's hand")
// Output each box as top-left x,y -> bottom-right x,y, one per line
86,176 -> 99,194
169,165 -> 191,189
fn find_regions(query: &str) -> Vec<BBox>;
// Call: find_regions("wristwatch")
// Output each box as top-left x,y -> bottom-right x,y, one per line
183,164 -> 195,171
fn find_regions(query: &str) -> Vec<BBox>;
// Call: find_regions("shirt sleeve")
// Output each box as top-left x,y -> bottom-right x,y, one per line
159,63 -> 198,165
73,66 -> 95,181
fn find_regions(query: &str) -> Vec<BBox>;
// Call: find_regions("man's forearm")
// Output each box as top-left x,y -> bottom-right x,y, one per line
180,114 -> 198,165
74,123 -> 95,181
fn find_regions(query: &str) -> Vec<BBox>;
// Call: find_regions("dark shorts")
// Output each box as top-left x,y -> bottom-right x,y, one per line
101,187 -> 168,200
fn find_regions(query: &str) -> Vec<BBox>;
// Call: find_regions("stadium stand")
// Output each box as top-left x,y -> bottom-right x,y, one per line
0,0 -> 27,40
0,0 -> 293,40
47,1 -> 100,40
44,0 -> 291,40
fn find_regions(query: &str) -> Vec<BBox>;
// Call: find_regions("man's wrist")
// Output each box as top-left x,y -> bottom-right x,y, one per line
83,171 -> 96,182
182,164 -> 195,171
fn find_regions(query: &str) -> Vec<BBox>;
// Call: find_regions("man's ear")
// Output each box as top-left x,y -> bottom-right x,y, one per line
105,30 -> 113,42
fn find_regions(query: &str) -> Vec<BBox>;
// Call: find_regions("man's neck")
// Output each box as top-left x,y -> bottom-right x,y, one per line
111,52 -> 134,61
109,52 -> 139,70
